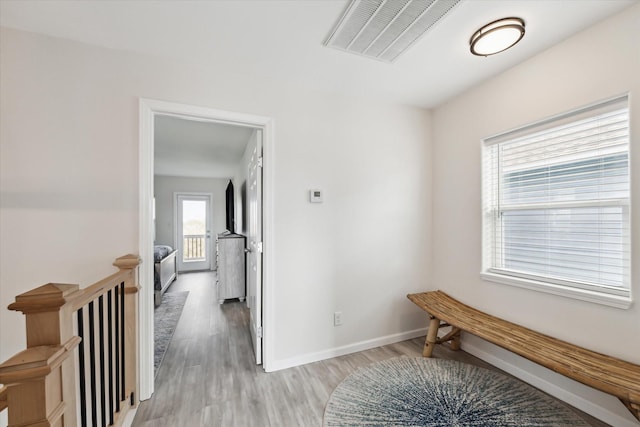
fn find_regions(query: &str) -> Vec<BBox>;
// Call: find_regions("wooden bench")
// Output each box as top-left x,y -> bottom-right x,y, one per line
407,290 -> 640,422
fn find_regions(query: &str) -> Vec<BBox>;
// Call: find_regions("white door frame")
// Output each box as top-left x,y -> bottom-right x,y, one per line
138,98 -> 275,400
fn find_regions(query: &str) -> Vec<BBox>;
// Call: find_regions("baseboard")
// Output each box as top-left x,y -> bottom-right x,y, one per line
122,406 -> 138,427
462,338 -> 640,427
266,328 -> 426,372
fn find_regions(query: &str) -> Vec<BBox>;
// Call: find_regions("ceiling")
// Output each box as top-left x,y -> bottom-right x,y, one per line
0,0 -> 634,109
1,0 -> 635,178
154,115 -> 254,179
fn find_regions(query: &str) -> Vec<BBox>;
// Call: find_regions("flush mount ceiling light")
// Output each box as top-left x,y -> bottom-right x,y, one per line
470,17 -> 525,56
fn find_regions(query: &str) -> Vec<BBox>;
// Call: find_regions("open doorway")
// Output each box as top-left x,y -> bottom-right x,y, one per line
139,99 -> 274,400
175,193 -> 212,272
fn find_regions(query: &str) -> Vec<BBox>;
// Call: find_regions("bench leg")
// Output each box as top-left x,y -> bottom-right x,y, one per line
423,316 -> 441,357
451,332 -> 461,351
621,399 -> 640,422
437,327 -> 461,351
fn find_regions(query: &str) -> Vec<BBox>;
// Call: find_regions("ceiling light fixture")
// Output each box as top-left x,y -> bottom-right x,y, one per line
470,17 -> 525,56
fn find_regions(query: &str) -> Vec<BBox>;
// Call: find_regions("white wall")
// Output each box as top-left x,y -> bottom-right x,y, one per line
0,24 -> 431,385
431,4 -> 640,426
154,175 -> 228,270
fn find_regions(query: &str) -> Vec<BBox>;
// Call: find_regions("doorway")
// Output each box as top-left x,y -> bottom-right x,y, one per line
139,99 -> 274,400
175,193 -> 212,272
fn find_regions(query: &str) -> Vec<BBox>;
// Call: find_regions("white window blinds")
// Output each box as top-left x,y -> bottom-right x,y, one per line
482,96 -> 630,301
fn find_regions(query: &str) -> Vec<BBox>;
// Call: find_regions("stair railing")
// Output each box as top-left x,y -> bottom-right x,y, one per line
0,254 -> 140,427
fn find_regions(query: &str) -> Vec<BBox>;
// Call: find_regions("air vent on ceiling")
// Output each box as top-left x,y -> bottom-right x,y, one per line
324,0 -> 460,63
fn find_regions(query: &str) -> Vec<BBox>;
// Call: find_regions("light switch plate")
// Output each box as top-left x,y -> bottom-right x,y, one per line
309,189 -> 323,203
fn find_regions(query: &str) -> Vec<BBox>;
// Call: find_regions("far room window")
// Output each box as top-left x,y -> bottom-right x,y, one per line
481,95 -> 631,308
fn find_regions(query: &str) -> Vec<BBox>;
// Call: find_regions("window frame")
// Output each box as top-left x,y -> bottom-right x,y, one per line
481,95 -> 632,309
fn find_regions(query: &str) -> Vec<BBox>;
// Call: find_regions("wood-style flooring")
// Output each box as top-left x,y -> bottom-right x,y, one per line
132,271 -> 609,427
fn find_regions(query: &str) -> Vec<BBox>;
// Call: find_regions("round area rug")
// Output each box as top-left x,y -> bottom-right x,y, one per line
323,357 -> 589,427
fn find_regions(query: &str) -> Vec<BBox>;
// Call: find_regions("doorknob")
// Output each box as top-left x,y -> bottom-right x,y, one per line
244,248 -> 252,253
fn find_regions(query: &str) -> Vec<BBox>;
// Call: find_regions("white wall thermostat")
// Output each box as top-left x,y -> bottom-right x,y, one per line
309,189 -> 323,203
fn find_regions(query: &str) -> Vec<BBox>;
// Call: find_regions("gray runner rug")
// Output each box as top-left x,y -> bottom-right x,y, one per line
154,291 -> 188,376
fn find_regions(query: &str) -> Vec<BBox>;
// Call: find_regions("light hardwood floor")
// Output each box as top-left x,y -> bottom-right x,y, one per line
132,271 -> 609,427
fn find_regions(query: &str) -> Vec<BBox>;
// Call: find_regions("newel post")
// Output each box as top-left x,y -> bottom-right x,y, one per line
113,254 -> 141,408
0,283 -> 82,426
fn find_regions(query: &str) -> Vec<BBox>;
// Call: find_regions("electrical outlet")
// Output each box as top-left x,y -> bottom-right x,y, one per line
334,311 -> 342,326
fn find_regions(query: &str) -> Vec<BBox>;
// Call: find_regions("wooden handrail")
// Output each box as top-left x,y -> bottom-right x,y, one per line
0,254 -> 140,427
71,254 -> 139,311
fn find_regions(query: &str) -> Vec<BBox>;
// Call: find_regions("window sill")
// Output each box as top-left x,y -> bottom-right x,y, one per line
480,271 -> 632,309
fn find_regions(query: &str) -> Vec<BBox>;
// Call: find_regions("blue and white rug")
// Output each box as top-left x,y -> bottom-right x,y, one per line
154,291 -> 188,376
324,357 -> 589,426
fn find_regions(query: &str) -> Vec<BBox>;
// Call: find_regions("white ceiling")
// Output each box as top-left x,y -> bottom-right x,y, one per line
1,0 -> 635,178
154,115 -> 254,179
0,0 -> 634,109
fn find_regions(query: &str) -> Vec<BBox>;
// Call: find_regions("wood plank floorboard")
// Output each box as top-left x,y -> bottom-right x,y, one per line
133,271 -> 610,427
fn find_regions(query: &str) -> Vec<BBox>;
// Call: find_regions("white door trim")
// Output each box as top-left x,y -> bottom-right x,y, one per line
138,98 -> 275,400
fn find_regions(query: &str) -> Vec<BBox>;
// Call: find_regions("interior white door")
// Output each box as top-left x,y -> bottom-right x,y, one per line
176,193 -> 212,272
247,130 -> 263,364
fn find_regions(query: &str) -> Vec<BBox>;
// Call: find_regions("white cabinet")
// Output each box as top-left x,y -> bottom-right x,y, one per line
216,233 -> 246,304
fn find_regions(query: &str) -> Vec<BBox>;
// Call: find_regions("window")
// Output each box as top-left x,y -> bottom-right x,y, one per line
482,96 -> 631,308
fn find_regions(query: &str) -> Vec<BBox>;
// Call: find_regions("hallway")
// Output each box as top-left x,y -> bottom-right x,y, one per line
133,272 -> 607,426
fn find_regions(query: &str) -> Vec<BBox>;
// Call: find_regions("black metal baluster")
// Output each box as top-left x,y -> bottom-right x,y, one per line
77,308 -> 87,427
98,295 -> 106,427
115,285 -> 120,413
108,289 -> 114,425
120,281 -> 125,401
88,301 -> 98,427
